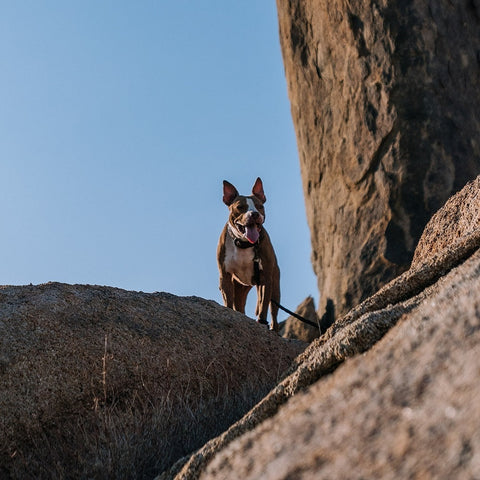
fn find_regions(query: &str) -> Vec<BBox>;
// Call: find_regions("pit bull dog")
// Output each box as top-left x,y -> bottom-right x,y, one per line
217,177 -> 280,331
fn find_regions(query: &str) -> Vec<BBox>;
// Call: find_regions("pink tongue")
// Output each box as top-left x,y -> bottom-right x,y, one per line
245,225 -> 259,244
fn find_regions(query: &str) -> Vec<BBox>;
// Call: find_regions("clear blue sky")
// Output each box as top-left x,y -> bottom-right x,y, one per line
0,1 -> 317,321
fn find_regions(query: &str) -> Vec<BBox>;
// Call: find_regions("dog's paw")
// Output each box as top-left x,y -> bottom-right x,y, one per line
256,318 -> 269,327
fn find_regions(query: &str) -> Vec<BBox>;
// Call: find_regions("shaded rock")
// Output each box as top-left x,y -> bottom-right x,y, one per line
276,0 -> 480,317
0,283 -> 305,479
281,296 -> 320,342
164,158 -> 480,480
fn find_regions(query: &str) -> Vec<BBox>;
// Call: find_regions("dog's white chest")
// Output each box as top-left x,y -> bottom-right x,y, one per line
224,238 -> 255,286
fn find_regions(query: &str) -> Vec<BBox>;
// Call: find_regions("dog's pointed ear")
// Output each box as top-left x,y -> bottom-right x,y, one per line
252,177 -> 266,203
223,180 -> 239,206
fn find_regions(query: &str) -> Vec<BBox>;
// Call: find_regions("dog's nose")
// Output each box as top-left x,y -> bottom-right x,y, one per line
246,211 -> 261,223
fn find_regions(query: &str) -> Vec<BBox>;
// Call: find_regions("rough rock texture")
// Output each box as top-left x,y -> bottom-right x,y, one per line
162,177 -> 480,479
0,284 -> 305,479
277,0 -> 480,317
202,251 -> 480,479
281,296 -> 321,342
412,175 -> 480,267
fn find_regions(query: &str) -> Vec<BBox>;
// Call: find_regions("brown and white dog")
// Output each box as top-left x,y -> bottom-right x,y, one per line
217,177 -> 280,331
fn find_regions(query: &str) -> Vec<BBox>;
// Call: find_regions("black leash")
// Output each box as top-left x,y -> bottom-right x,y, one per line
271,299 -> 320,330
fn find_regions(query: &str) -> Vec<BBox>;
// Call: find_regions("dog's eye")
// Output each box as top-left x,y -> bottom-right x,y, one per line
236,205 -> 248,213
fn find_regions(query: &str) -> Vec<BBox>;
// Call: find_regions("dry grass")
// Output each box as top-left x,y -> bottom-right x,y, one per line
4,347 -> 274,480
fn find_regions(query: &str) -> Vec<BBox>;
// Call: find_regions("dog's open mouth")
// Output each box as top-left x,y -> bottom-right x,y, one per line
236,222 -> 261,244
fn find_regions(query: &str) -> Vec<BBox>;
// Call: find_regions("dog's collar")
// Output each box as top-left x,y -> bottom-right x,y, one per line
234,238 -> 256,249
227,224 -> 259,249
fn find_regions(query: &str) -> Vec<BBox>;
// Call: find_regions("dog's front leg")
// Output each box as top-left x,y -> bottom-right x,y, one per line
255,283 -> 272,328
233,281 -> 251,314
219,273 -> 234,309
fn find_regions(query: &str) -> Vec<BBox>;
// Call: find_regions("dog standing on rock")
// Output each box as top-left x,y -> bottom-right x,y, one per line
217,177 -> 280,331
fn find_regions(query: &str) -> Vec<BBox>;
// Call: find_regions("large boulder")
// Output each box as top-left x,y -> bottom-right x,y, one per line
163,177 -> 480,479
0,284 -> 305,479
276,0 -> 480,317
